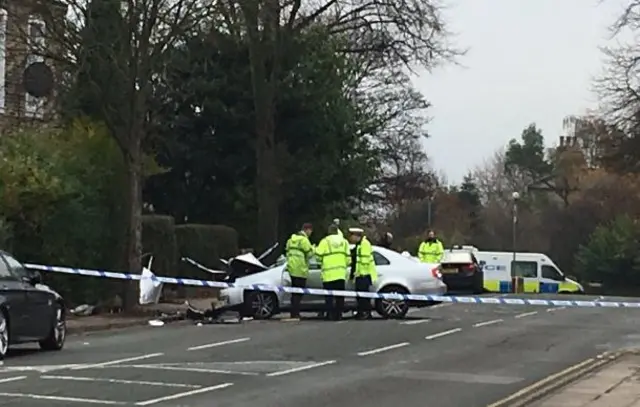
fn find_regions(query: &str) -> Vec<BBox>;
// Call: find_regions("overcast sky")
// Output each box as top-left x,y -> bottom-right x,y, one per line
412,0 -> 628,184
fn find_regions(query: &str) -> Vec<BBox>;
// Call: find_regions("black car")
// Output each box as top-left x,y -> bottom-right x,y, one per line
439,250 -> 484,294
0,250 -> 66,359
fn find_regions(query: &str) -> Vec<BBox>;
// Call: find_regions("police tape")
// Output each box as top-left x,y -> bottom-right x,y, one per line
24,263 -> 640,307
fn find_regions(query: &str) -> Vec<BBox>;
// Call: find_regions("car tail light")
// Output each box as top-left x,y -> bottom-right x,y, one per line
431,267 -> 442,279
460,263 -> 476,273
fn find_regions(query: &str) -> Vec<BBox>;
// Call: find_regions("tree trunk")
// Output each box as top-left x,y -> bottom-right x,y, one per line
255,97 -> 279,249
122,135 -> 143,311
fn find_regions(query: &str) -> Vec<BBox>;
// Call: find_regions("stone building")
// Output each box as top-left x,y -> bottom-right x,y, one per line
0,1 -> 59,131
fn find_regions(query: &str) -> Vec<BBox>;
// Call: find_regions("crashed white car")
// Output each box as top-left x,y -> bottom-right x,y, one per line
219,246 -> 447,320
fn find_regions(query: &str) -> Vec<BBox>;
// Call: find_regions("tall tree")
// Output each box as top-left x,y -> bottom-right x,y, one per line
595,0 -> 640,173
213,0 -> 460,248
36,0 -> 213,308
147,28 -> 380,240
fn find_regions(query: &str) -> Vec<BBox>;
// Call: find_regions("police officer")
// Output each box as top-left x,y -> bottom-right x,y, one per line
348,228 -> 377,319
315,224 -> 349,320
417,229 -> 444,263
333,218 -> 343,238
284,223 -> 314,321
378,232 -> 393,249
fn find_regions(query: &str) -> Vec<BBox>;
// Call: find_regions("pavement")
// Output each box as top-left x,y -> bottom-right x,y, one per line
525,352 -> 640,407
0,293 -> 638,406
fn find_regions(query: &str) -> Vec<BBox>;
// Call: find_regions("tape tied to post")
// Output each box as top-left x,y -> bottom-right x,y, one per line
24,263 -> 640,308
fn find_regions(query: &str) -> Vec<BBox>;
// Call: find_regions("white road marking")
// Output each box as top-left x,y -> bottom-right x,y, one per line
108,364 -> 258,376
408,303 -> 452,314
72,353 -> 163,370
0,376 -> 26,384
40,375 -> 201,388
473,319 -> 503,328
401,319 -> 430,325
0,364 -> 87,373
0,392 -> 126,405
135,383 -> 233,406
547,306 -> 566,312
266,360 -> 337,377
357,342 -> 410,356
187,337 -> 250,351
515,311 -> 538,319
425,328 -> 462,340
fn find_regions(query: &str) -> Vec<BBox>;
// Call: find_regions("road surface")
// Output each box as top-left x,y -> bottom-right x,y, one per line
0,294 -> 638,406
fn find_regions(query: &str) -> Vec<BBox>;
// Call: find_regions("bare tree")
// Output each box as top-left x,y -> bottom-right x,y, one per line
213,0 -> 460,247
31,0 -> 213,308
594,0 -> 640,172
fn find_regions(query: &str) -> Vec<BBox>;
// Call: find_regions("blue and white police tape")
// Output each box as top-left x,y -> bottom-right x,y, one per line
24,263 -> 640,308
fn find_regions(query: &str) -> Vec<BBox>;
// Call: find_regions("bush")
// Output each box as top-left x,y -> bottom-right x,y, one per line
142,215 -> 178,276
174,224 -> 238,298
175,224 -> 238,275
0,120 -> 127,306
574,214 -> 640,295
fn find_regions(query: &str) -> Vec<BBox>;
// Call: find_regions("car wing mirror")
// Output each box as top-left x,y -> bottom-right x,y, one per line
24,271 -> 42,285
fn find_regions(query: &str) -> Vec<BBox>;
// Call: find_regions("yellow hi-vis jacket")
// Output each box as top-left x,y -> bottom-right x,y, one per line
354,236 -> 377,282
315,233 -> 349,282
285,232 -> 313,278
418,239 -> 444,263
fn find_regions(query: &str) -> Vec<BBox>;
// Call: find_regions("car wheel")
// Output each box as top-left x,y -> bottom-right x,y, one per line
39,306 -> 66,351
0,311 -> 9,359
375,285 -> 410,319
245,291 -> 278,320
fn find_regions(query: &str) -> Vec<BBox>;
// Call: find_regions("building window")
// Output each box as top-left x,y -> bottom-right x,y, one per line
0,9 -> 7,114
25,17 -> 46,118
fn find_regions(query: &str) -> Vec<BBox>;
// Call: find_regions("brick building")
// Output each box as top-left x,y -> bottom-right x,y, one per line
0,1 -> 59,131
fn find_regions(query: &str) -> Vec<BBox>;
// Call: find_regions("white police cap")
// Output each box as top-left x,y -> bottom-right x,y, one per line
348,227 -> 364,234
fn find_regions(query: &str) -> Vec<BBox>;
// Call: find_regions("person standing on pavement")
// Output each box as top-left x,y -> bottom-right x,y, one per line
284,223 -> 314,321
417,230 -> 444,263
315,224 -> 349,320
348,228 -> 377,319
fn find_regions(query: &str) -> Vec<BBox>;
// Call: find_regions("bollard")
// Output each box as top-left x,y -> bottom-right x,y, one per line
511,276 -> 524,293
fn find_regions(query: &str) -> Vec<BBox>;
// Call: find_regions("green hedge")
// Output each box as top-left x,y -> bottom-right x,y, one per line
175,224 -> 238,278
142,215 -> 178,276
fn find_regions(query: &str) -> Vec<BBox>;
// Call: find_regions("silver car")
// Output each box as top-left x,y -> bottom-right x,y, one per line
218,245 -> 447,319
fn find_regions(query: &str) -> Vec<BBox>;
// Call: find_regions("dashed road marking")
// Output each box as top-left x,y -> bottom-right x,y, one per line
72,353 -> 164,370
40,375 -> 201,388
0,392 -> 126,405
473,319 -> 503,328
515,311 -> 538,319
357,342 -> 410,356
0,376 -> 26,384
547,306 -> 566,312
135,383 -> 234,406
425,328 -> 462,340
266,360 -> 337,377
108,364 -> 258,376
401,319 -> 430,325
187,337 -> 250,351
431,303 -> 453,309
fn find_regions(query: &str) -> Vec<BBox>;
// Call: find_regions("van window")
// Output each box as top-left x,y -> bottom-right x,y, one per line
541,265 -> 564,281
511,261 -> 537,278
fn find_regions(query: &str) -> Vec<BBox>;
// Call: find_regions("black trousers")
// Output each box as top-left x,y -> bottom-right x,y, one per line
323,279 -> 345,320
290,276 -> 307,318
355,275 -> 373,313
